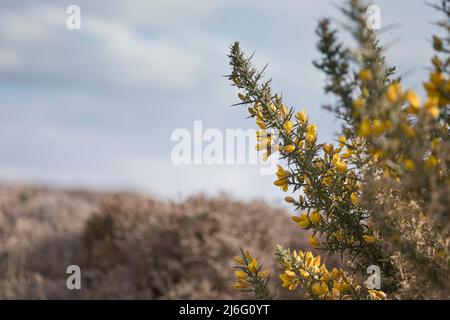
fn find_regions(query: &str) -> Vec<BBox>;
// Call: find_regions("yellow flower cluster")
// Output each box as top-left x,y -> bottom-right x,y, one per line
423,55 -> 450,107
246,94 -> 366,239
232,250 -> 272,299
274,165 -> 291,192
268,107 -> 359,198
286,129 -> 366,248
233,252 -> 269,290
227,0 -> 450,300
351,60 -> 449,181
276,246 -> 386,300
385,82 -> 441,120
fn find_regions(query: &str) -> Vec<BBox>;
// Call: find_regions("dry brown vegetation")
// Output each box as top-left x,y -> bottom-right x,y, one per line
0,184 -> 334,299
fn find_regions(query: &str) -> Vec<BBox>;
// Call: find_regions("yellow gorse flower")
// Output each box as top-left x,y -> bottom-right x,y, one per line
234,280 -> 248,290
295,109 -> 308,123
401,124 -> 416,137
259,270 -> 270,278
281,104 -> 289,116
353,98 -> 365,110
425,97 -> 440,118
358,68 -> 373,81
372,119 -> 385,136
386,82 -> 402,102
322,143 -> 334,155
425,155 -> 439,168
368,290 -> 387,300
308,235 -> 320,248
256,118 -> 266,129
350,192 -> 359,205
279,270 -> 296,288
312,281 -> 329,296
235,270 -> 246,280
427,105 -> 439,118
234,256 -> 244,265
358,118 -> 371,137
405,90 -> 421,111
283,120 -> 293,134
332,154 -> 348,173
333,281 -> 350,293
341,147 -> 354,159
403,158 -> 416,171
248,259 -> 258,274
306,124 -> 317,144
291,213 -> 311,229
274,165 -> 290,192
362,235 -> 377,244
310,211 -> 322,224
284,144 -> 296,153
338,135 -> 346,147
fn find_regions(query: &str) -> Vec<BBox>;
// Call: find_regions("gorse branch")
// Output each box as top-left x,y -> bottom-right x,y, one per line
227,0 -> 449,299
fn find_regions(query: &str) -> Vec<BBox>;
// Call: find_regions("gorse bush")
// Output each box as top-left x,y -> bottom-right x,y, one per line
227,0 -> 449,300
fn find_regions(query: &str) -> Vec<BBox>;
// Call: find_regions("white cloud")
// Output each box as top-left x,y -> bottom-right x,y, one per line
0,4 -> 201,92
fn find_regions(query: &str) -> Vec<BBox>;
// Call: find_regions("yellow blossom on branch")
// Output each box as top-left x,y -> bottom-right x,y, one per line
308,236 -> 320,248
227,0 -> 449,300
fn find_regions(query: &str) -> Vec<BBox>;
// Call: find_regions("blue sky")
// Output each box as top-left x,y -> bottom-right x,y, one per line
0,0 -> 440,202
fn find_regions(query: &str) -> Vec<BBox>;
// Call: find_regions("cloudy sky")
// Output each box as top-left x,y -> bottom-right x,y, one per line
0,0 -> 440,202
